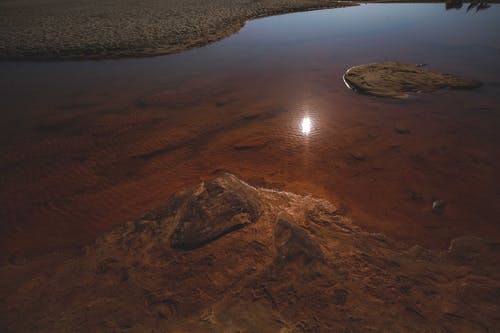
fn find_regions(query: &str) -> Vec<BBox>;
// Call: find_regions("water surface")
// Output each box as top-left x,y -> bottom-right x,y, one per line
1,4 -> 499,260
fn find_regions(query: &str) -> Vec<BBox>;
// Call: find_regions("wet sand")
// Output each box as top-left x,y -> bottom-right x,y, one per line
0,0 -> 353,60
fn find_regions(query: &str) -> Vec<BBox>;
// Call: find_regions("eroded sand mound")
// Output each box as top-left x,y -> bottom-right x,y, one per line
1,174 -> 499,332
343,62 -> 482,99
0,0 -> 352,60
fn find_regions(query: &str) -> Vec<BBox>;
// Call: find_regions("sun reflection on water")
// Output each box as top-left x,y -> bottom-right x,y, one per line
301,116 -> 312,135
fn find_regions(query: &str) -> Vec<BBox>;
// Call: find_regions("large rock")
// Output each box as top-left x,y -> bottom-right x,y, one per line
1,173 -> 499,332
343,62 -> 482,99
169,173 -> 262,249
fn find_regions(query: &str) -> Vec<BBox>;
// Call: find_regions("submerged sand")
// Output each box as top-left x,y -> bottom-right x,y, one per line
0,0 -> 353,60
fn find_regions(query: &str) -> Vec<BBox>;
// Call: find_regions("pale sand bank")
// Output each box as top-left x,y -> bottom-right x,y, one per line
0,0 -> 355,60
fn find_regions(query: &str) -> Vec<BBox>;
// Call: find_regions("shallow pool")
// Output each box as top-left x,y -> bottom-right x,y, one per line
1,4 -> 499,259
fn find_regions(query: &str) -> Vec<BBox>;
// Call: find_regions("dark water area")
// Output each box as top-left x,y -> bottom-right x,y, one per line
1,4 -> 499,261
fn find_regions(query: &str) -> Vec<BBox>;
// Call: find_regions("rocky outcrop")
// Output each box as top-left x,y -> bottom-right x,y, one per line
169,174 -> 262,249
343,62 -> 482,99
1,174 -> 499,332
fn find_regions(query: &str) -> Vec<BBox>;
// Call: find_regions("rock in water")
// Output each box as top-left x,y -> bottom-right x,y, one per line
170,173 -> 262,249
343,62 -> 482,99
432,200 -> 446,214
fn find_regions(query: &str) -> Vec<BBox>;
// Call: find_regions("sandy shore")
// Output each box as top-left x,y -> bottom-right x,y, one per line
0,0 -> 354,60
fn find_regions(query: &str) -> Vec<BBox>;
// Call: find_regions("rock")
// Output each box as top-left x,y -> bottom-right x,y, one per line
395,126 -> 410,134
275,214 -> 323,263
343,62 -> 482,99
432,200 -> 446,214
349,152 -> 366,161
169,173 -> 262,249
408,190 -> 423,202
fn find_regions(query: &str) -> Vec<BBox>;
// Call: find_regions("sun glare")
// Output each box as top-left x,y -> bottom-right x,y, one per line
301,116 -> 312,135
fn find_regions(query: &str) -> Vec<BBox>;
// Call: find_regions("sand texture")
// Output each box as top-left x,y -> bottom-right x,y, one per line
1,174 -> 499,332
343,62 -> 482,99
0,0 -> 353,60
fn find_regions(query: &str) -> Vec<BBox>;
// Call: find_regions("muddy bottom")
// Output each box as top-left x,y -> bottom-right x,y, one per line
0,4 -> 499,262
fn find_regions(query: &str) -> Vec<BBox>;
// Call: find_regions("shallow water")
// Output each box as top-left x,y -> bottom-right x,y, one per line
1,4 -> 499,260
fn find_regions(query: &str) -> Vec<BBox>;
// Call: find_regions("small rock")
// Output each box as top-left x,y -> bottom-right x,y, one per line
350,152 -> 366,161
408,190 -> 423,201
395,126 -> 410,134
432,200 -> 446,214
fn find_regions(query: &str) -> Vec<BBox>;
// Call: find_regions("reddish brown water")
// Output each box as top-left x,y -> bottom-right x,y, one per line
1,4 -> 499,262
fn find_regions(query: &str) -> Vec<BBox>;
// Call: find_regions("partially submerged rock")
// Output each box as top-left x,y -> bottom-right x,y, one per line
170,174 -> 262,249
343,62 -> 482,99
395,126 -> 410,134
432,199 -> 446,214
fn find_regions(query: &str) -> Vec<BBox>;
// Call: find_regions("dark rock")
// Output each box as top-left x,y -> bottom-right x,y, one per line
170,173 -> 262,249
432,200 -> 446,214
408,190 -> 423,202
395,126 -> 410,134
350,152 -> 366,161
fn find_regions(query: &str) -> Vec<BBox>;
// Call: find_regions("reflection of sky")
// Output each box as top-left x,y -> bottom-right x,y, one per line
1,4 -> 499,109
238,4 -> 500,49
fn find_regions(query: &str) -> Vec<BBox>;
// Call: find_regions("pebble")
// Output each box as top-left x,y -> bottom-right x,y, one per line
432,200 -> 446,214
395,126 -> 410,134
